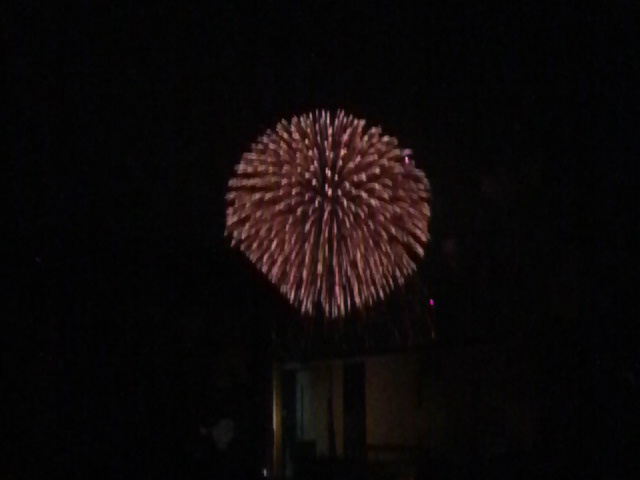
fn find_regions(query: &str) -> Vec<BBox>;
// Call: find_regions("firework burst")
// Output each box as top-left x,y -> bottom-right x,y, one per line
225,110 -> 431,319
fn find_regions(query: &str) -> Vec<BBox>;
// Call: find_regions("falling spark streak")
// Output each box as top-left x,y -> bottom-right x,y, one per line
225,110 -> 431,319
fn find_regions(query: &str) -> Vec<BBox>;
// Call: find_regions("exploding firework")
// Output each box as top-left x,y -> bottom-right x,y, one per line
225,110 -> 431,319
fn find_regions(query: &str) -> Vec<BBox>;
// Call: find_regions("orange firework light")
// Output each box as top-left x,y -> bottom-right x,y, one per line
225,110 -> 431,319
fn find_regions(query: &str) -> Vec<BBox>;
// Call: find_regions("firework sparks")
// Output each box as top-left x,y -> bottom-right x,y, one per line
225,110 -> 431,319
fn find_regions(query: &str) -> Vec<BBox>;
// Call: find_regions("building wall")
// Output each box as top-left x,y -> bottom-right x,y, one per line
364,352 -> 448,460
293,362 -> 344,457
296,369 -> 314,442
365,353 -> 422,448
278,344 -> 540,471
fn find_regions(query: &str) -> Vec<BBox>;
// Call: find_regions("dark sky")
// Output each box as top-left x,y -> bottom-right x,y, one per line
4,2 -> 635,477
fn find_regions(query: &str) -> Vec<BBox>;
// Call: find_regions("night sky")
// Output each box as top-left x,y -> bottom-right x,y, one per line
5,2 -> 635,478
